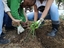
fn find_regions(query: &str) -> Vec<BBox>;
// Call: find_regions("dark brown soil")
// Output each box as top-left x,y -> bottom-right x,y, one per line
0,20 -> 64,48
36,20 -> 64,48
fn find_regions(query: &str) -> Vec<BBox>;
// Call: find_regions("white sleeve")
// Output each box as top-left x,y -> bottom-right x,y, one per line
2,0 -> 11,12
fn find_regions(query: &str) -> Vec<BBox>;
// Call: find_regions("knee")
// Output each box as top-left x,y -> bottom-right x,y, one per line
26,12 -> 34,21
50,3 -> 58,13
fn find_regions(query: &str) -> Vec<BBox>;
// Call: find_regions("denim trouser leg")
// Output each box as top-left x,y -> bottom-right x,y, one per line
27,3 -> 59,22
0,0 -> 4,34
27,12 -> 34,21
3,12 -> 12,27
27,12 -> 43,21
27,12 -> 51,21
49,3 -> 59,21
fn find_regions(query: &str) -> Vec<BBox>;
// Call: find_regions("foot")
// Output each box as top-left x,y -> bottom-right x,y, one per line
0,37 -> 10,44
5,26 -> 16,31
0,32 -> 5,37
47,28 -> 57,37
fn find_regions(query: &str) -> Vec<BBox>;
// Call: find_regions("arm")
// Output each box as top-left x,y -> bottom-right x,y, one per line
40,0 -> 54,19
34,5 -> 38,21
2,0 -> 15,21
2,0 -> 21,25
35,0 -> 54,27
2,0 -> 10,12
9,0 -> 21,20
7,12 -> 21,22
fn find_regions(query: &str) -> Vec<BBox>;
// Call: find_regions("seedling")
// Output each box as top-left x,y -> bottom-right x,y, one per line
29,21 -> 40,37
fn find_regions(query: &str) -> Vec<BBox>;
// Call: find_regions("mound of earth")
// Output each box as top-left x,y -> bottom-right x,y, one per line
0,20 -> 64,48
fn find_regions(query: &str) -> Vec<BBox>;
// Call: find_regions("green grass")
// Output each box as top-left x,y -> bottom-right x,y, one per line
60,14 -> 64,20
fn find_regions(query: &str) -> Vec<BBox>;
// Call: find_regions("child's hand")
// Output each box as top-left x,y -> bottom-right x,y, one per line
12,19 -> 21,26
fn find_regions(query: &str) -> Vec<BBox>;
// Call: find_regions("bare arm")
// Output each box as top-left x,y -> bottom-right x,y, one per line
40,0 -> 54,19
7,11 -> 21,22
6,10 -> 21,26
34,5 -> 38,21
3,0 -> 21,23
7,11 -> 14,21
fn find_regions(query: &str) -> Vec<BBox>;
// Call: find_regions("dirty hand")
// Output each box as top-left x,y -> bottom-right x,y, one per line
20,21 -> 28,29
12,19 -> 21,26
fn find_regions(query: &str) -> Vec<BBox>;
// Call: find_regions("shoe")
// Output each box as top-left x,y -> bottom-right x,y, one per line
5,26 -> 16,30
47,28 -> 57,37
0,36 -> 10,44
47,21 -> 60,37
0,32 -> 5,37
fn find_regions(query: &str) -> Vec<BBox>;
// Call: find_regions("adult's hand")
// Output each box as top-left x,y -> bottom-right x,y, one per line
37,18 -> 44,27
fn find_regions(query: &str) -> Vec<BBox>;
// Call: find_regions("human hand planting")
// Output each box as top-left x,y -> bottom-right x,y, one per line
30,18 -> 44,30
29,18 -> 44,36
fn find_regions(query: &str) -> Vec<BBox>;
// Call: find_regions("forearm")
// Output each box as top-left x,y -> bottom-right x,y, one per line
2,0 -> 16,21
34,12 -> 38,21
7,11 -> 15,21
34,5 -> 38,21
41,0 -> 54,19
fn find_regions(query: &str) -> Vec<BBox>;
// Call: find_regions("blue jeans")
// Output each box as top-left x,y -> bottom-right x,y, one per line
27,3 -> 59,22
0,0 -> 4,34
3,12 -> 12,27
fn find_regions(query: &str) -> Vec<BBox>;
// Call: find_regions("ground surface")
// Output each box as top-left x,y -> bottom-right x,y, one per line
0,20 -> 64,48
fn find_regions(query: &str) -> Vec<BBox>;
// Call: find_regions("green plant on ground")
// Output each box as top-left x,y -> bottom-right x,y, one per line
29,21 -> 40,37
24,21 -> 40,41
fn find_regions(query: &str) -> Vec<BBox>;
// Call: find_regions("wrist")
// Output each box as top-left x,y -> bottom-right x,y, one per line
37,20 -> 40,23
34,19 -> 37,22
12,18 -> 16,21
40,18 -> 44,22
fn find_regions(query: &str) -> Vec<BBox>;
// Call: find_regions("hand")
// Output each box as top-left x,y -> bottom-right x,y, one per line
30,21 -> 40,29
37,18 -> 44,27
30,18 -> 44,29
20,21 -> 28,29
25,19 -> 28,24
12,19 -> 21,26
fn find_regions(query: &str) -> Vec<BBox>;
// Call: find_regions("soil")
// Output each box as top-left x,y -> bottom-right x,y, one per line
0,20 -> 64,48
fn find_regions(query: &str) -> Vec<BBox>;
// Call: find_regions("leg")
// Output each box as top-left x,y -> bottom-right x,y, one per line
27,12 -> 45,28
4,12 -> 15,30
48,3 -> 60,37
27,12 -> 34,21
49,3 -> 59,21
4,13 -> 12,27
0,0 -> 9,44
0,0 -> 4,35
27,12 -> 42,21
